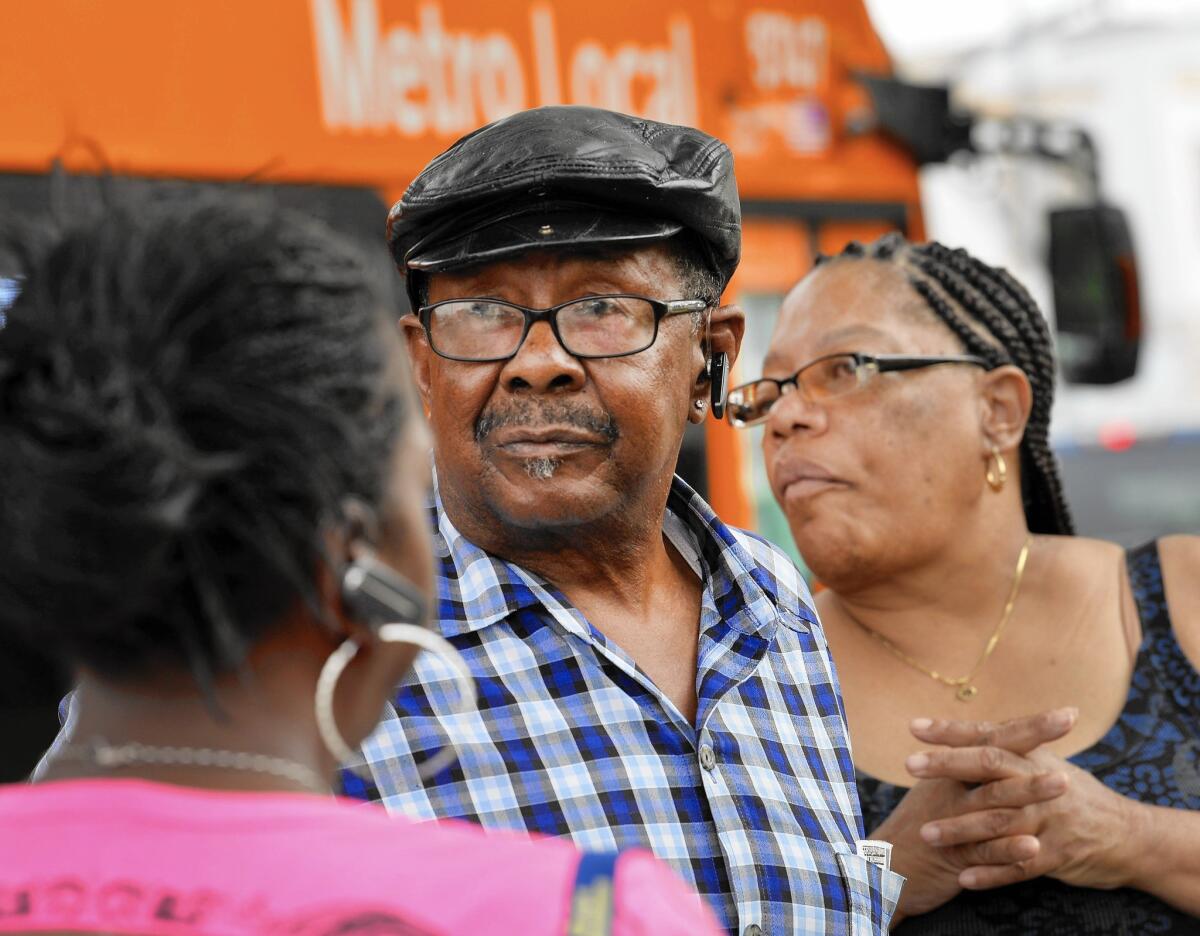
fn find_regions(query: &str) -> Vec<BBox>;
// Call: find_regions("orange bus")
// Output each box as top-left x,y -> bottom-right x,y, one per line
0,0 -> 923,543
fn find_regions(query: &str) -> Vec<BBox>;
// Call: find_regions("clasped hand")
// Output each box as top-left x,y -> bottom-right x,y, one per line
880,707 -> 1141,921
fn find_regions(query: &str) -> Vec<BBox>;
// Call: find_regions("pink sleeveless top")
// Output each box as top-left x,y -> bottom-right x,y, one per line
0,779 -> 720,935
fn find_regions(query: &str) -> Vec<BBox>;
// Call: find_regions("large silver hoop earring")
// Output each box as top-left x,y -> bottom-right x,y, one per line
986,444 -> 1008,492
315,624 -> 477,780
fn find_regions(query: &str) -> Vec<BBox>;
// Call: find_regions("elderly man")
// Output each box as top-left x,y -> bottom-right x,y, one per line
346,106 -> 901,934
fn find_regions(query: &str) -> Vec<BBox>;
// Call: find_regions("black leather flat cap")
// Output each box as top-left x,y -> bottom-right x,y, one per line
387,105 -> 741,294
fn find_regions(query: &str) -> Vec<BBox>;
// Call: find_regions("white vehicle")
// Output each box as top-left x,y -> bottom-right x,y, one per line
880,14 -> 1200,543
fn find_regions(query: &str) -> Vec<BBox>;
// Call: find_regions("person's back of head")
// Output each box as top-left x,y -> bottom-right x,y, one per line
0,194 -> 406,688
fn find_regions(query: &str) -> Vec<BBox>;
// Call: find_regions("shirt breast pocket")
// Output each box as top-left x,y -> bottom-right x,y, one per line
835,851 -> 905,935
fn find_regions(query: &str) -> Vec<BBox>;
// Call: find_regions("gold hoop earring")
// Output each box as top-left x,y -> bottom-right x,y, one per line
986,445 -> 1007,492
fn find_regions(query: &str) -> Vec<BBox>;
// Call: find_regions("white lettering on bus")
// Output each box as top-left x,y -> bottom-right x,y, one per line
744,10 -> 828,91
529,4 -> 562,107
569,18 -> 696,124
309,0 -> 699,137
311,0 -> 523,133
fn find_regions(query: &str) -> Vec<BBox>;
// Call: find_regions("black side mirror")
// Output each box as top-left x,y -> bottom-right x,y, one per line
852,73 -> 974,164
1047,205 -> 1141,384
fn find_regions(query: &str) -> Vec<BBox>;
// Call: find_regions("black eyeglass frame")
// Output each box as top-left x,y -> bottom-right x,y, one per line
416,294 -> 709,363
727,352 -> 993,427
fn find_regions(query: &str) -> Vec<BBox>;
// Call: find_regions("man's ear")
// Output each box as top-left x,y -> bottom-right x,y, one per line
979,364 -> 1033,453
400,315 -> 434,414
707,302 -> 746,369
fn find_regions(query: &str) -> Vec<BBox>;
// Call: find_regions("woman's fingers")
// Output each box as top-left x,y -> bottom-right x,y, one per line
909,707 -> 1078,755
959,856 -> 1043,890
921,806 -> 1036,847
906,745 -> 1044,783
960,770 -> 1069,813
952,835 -> 1040,875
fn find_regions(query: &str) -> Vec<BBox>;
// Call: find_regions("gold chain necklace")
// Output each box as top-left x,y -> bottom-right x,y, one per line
847,536 -> 1033,702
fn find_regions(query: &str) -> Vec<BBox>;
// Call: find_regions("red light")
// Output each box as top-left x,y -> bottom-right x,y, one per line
1098,421 -> 1137,452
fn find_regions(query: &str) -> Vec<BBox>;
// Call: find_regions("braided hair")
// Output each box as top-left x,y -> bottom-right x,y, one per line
0,194 -> 407,690
819,233 -> 1073,535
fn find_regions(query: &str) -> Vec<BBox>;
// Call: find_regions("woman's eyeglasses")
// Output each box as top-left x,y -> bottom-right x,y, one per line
726,353 -> 991,428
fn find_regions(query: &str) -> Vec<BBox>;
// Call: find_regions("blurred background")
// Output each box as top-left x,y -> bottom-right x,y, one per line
863,0 -> 1200,546
1,0 -> 1197,778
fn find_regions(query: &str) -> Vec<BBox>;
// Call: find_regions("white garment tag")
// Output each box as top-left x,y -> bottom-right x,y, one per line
856,839 -> 893,872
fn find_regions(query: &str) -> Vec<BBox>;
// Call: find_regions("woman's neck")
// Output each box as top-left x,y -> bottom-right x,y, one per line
825,524 -> 1036,657
39,653 -> 335,796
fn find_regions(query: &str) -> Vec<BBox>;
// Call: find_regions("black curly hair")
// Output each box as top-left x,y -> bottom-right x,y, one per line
0,194 -> 408,692
819,233 -> 1073,536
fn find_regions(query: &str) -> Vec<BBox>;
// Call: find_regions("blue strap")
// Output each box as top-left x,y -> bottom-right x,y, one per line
567,851 -> 621,936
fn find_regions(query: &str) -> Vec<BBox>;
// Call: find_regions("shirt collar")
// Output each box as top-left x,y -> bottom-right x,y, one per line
428,487 -> 543,637
430,475 -> 816,639
663,476 -> 818,635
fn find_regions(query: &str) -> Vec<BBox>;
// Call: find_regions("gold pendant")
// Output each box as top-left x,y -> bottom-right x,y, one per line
955,684 -> 978,701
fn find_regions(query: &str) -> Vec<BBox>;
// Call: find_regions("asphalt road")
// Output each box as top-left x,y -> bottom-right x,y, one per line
1057,436 -> 1200,546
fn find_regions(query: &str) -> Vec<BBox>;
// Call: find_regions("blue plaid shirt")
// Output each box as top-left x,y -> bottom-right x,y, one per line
343,477 -> 902,934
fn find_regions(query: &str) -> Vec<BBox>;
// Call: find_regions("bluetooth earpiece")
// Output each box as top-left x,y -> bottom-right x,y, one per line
341,549 -> 428,628
708,352 -> 729,420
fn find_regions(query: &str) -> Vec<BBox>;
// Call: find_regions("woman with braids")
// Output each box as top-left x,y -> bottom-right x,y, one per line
0,195 -> 720,936
727,232 -> 1200,932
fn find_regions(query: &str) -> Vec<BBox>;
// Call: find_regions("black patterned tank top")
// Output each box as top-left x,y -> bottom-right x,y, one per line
857,540 -> 1200,935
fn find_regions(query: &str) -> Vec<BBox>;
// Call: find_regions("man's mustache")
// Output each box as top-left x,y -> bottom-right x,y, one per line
474,401 -> 619,443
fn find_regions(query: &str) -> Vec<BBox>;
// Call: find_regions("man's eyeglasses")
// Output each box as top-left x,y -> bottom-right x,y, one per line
726,352 -> 991,428
416,294 -> 708,363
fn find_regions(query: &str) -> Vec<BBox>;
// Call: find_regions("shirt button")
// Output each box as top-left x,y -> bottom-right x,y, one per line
744,925 -> 763,936
698,744 -> 716,771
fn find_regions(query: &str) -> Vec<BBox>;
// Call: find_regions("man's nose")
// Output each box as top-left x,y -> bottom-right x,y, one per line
498,321 -> 586,393
767,386 -> 828,439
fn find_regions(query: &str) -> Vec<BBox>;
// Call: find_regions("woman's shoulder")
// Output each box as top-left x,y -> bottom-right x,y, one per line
1158,533 -> 1200,582
0,780 -> 575,932
0,780 -> 721,935
1039,534 -> 1131,599
0,776 -> 584,870
1044,532 -> 1126,565
1158,535 -> 1200,668
1063,533 -> 1200,671
1054,532 -> 1199,574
